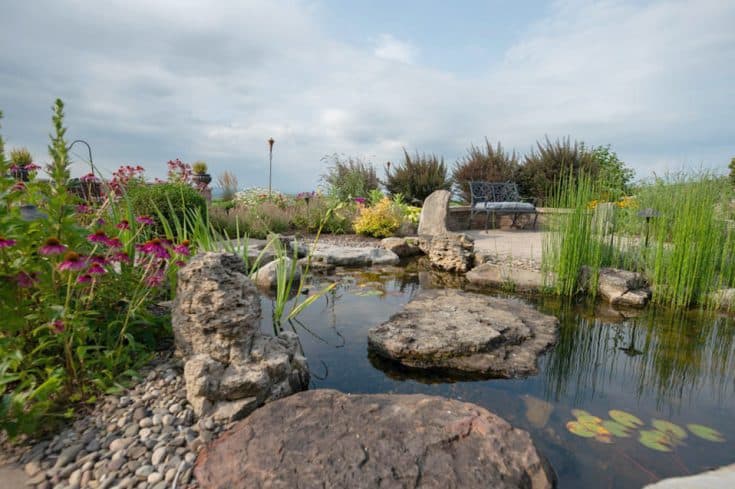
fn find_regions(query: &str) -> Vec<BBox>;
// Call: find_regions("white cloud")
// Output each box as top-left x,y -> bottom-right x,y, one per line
373,34 -> 418,64
0,0 -> 733,192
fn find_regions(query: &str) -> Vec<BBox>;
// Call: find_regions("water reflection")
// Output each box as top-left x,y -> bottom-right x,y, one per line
541,299 -> 735,410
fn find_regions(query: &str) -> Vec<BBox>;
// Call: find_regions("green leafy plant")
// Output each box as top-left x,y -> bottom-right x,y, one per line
518,136 -> 599,205
384,149 -> 452,204
9,147 -> 33,167
0,101 -> 191,437
321,154 -> 379,202
729,157 -> 735,187
589,144 -> 634,201
453,139 -> 519,203
126,181 -> 207,235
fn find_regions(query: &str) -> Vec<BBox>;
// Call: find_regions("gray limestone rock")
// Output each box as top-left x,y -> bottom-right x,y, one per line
418,189 -> 451,235
368,289 -> 558,378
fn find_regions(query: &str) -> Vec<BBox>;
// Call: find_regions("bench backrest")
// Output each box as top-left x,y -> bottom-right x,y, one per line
469,181 -> 521,204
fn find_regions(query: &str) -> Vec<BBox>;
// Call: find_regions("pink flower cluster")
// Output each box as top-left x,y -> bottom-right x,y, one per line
166,158 -> 192,184
109,165 -> 145,195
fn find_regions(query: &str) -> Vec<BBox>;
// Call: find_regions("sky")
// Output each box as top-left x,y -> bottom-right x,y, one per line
1,0 -> 733,192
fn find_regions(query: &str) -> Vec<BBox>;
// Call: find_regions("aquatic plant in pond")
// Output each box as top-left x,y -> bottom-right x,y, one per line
542,171 -> 735,308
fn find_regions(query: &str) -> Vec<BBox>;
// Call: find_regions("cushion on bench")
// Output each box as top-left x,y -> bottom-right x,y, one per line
473,201 -> 536,212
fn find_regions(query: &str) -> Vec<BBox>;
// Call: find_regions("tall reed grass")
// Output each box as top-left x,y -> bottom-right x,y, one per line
543,171 -> 735,309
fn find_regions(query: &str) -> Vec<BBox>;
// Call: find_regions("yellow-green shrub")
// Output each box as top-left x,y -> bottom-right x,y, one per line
353,197 -> 402,238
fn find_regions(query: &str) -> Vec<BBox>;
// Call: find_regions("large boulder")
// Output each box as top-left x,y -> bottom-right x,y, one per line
311,246 -> 400,267
173,253 -> 309,421
419,233 -> 474,273
368,289 -> 558,378
418,189 -> 451,235
195,389 -> 556,489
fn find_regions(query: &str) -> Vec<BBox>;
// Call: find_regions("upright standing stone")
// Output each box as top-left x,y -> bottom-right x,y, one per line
418,189 -> 451,235
173,253 -> 309,421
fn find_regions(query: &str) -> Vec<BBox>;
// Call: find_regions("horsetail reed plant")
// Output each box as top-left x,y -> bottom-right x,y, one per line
543,170 -> 735,309
542,171 -> 607,297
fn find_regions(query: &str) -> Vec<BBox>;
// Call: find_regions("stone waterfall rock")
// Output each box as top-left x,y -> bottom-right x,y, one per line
194,389 -> 556,489
419,233 -> 475,273
380,236 -> 423,257
368,289 -> 558,378
584,267 -> 651,308
172,252 -> 309,421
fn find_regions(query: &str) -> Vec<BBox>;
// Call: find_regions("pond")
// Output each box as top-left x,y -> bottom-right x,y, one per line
259,263 -> 735,489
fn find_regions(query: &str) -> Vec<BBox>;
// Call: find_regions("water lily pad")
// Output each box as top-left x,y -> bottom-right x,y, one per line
652,419 -> 687,440
639,429 -> 673,452
602,420 -> 631,438
687,424 -> 725,442
566,420 -> 596,438
571,409 -> 592,419
595,433 -> 613,443
609,409 -> 643,429
577,414 -> 603,428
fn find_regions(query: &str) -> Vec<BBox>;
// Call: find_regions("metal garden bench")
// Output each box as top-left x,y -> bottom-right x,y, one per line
468,181 -> 538,231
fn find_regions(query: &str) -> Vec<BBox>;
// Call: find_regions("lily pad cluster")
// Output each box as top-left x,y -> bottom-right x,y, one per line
565,409 -> 725,452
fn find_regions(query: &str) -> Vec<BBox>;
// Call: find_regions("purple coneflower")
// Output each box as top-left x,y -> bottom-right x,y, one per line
137,238 -> 170,259
39,237 -> 67,256
105,237 -> 122,248
88,255 -> 107,265
88,263 -> 106,275
17,272 -> 38,288
111,251 -> 131,264
77,274 -> 93,284
52,320 -> 65,334
88,229 -> 110,244
81,173 -> 98,183
24,163 -> 41,171
116,220 -> 130,230
11,181 -> 25,192
58,251 -> 86,271
0,236 -> 16,248
135,215 -> 154,226
174,260 -> 186,267
76,204 -> 92,214
173,240 -> 190,256
96,218 -> 106,226
354,197 -> 366,204
145,270 -> 165,287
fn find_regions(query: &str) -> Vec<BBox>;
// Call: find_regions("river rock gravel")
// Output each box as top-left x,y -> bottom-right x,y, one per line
0,353 -> 231,489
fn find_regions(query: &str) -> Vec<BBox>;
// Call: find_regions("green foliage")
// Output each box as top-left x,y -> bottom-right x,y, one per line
192,161 -> 208,174
384,149 -> 452,204
542,172 -> 605,297
543,170 -> 735,308
0,103 -> 193,438
589,145 -> 634,200
353,197 -> 402,238
0,110 -> 5,169
518,136 -> 599,205
48,98 -> 70,187
729,157 -> 735,187
9,147 -> 33,166
321,154 -> 379,202
126,182 -> 207,235
452,139 -> 519,202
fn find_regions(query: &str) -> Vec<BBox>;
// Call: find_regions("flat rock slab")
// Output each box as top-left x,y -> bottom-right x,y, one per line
368,289 -> 558,378
467,263 -> 547,291
312,245 -> 400,266
195,389 -> 555,489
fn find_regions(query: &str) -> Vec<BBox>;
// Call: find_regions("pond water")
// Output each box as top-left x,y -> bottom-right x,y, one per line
259,264 -> 735,489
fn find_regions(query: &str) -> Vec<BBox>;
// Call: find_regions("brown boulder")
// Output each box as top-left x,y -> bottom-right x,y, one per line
195,389 -> 555,489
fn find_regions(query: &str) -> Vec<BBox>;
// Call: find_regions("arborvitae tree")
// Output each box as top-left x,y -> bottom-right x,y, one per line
729,157 -> 735,188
